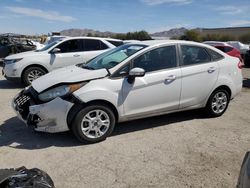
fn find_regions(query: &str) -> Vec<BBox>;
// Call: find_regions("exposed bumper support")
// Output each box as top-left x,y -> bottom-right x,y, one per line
12,93 -> 74,133
29,97 -> 74,133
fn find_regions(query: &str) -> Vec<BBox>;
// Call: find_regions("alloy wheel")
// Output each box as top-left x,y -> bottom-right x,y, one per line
211,91 -> 228,114
80,110 -> 110,139
27,69 -> 44,83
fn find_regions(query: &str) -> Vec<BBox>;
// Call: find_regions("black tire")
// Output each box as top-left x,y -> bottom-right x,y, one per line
72,104 -> 116,143
22,66 -> 47,86
205,89 -> 230,117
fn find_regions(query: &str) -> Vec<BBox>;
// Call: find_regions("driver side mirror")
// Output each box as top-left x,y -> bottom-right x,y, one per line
127,67 -> 145,84
50,48 -> 61,54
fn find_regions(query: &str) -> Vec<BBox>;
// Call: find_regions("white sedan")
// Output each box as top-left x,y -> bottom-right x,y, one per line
12,40 -> 242,143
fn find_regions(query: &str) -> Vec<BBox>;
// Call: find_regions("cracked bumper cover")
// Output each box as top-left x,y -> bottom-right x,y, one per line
12,94 -> 74,133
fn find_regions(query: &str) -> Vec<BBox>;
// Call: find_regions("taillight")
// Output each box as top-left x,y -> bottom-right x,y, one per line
238,61 -> 244,69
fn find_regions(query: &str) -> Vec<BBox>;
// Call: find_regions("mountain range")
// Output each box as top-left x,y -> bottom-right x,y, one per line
150,27 -> 188,38
60,27 -> 188,38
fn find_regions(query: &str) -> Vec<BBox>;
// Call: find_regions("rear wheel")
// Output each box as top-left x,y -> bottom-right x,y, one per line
205,89 -> 230,117
72,104 -> 116,143
22,66 -> 47,86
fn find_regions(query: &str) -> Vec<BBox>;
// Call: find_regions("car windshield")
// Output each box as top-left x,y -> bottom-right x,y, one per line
36,41 -> 60,52
82,44 -> 147,70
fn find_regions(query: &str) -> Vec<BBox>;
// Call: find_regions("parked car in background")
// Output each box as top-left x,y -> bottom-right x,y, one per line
213,45 -> 243,62
12,40 -> 242,143
203,41 -> 228,46
227,41 -> 249,55
0,35 -> 36,61
2,37 -> 123,85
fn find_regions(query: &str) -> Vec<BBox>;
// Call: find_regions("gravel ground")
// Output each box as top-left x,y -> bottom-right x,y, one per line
0,66 -> 250,188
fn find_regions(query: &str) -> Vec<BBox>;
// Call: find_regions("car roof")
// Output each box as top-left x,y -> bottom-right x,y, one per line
63,36 -> 122,42
132,40 -> 213,48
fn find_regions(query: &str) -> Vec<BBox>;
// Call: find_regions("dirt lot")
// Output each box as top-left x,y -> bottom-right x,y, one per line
0,66 -> 250,188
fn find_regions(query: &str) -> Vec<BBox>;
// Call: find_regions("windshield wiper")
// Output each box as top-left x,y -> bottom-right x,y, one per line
81,65 -> 95,70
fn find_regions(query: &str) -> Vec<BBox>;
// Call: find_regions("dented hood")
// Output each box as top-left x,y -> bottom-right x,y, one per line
32,65 -> 108,93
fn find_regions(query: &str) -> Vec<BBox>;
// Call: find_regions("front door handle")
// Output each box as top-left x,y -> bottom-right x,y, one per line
73,54 -> 80,57
165,75 -> 176,83
207,67 -> 216,73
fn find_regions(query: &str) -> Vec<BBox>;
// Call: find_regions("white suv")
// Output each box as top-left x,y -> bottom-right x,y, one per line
3,37 -> 123,85
12,40 -> 242,143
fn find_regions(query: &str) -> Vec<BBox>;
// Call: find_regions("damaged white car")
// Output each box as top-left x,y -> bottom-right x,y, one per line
12,41 -> 242,143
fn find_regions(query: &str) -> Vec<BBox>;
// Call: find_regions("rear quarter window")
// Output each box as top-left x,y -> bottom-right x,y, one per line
206,48 -> 224,61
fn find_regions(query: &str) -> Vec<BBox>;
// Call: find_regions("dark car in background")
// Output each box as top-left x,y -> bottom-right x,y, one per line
0,34 -> 36,61
244,50 -> 250,67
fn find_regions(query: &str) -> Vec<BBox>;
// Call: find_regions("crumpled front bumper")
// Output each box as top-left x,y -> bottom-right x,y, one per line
12,90 -> 74,133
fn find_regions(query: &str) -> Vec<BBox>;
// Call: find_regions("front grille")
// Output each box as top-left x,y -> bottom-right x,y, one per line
13,87 -> 42,120
15,95 -> 31,106
14,91 -> 33,120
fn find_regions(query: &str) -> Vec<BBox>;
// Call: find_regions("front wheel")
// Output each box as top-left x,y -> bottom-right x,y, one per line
205,89 -> 230,117
72,104 -> 116,143
22,66 -> 47,86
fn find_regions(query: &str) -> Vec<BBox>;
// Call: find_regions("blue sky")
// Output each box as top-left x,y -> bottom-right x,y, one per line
0,0 -> 250,35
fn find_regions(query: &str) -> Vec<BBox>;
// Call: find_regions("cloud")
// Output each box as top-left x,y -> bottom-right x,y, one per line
215,6 -> 247,15
229,20 -> 250,27
141,0 -> 193,5
5,6 -> 76,22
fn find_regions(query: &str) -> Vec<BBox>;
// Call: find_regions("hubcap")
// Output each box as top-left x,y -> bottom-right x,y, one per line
80,110 -> 110,139
27,70 -> 44,83
211,92 -> 228,114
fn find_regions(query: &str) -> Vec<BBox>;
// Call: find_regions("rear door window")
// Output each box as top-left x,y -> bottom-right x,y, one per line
181,45 -> 211,66
83,39 -> 108,51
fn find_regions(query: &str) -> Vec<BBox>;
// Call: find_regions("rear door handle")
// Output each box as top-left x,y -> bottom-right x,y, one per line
207,67 -> 216,73
73,54 -> 80,57
165,75 -> 176,83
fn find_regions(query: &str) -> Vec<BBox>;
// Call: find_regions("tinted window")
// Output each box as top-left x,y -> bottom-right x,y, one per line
224,46 -> 233,53
84,39 -> 108,51
132,45 -> 177,72
181,45 -> 211,66
107,40 -> 124,47
56,39 -> 82,53
215,46 -> 226,52
206,48 -> 224,61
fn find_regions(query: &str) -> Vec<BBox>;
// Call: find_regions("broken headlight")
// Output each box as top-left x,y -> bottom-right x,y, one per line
38,83 -> 87,102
